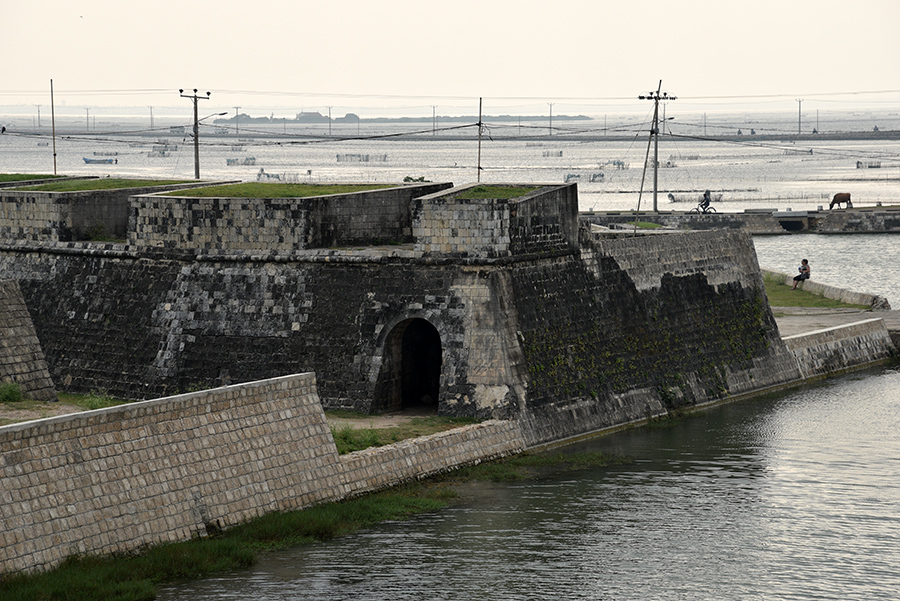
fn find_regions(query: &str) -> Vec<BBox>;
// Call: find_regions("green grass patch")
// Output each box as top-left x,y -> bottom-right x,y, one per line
166,183 -> 394,198
0,381 -> 23,404
763,273 -> 869,309
0,174 -> 63,182
454,185 -> 540,200
625,221 -> 663,229
437,450 -> 631,483
329,415 -> 480,454
61,389 -> 130,411
16,179 -> 190,192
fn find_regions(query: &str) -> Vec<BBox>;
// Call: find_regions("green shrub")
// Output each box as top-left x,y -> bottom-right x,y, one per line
0,381 -> 23,403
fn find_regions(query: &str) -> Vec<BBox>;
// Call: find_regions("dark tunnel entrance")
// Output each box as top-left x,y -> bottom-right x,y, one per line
400,319 -> 442,409
374,318 -> 442,413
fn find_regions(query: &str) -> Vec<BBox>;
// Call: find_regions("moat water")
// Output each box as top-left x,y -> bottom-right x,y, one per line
157,364 -> 900,601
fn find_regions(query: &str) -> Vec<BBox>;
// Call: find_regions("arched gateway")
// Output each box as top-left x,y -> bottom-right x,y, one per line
373,318 -> 442,413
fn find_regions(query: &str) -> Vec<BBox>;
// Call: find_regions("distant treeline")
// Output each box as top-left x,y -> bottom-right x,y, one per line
218,112 -> 591,125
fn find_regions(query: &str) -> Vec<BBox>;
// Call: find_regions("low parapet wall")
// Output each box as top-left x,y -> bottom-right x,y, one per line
783,318 -> 896,378
0,373 -> 525,576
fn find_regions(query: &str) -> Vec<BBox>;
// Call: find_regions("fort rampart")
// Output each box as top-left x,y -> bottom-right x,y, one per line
1,180 -> 898,577
0,182 -> 230,243
0,280 -> 56,401
131,182 -> 451,251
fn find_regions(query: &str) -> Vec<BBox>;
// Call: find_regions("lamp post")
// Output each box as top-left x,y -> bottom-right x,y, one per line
180,89 -> 225,179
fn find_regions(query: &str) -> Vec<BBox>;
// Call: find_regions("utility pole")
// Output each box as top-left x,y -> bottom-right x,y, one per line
477,98 -> 483,182
50,79 -> 57,175
148,106 -> 154,130
796,99 -> 802,135
35,105 -> 41,128
180,88 -> 210,179
639,81 -> 676,212
234,106 -> 241,135
432,105 -> 436,135
85,107 -> 90,131
548,102 -> 554,136
327,106 -> 332,136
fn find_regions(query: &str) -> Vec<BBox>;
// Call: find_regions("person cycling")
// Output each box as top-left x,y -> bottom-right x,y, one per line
699,190 -> 712,212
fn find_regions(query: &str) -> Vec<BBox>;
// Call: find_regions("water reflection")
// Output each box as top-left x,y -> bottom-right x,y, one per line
159,368 -> 900,600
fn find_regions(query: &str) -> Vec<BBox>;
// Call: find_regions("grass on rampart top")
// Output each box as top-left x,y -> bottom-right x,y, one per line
166,183 -> 395,198
15,178 -> 191,192
762,273 -> 870,309
0,450 -> 625,601
454,185 -> 540,200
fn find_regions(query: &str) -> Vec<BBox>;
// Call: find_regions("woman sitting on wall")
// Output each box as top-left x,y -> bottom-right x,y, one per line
792,258 -> 810,290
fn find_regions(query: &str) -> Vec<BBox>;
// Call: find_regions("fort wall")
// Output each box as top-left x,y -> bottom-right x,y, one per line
0,280 -> 56,401
0,372 -> 527,575
412,183 -> 578,257
0,182 -> 228,243
131,182 -> 451,251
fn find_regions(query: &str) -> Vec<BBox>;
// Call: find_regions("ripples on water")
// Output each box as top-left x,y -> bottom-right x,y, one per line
158,368 -> 900,601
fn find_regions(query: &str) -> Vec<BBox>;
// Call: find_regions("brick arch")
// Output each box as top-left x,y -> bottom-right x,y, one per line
372,318 -> 442,414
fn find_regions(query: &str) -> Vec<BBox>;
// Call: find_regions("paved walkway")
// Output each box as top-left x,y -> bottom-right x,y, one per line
772,307 -> 900,338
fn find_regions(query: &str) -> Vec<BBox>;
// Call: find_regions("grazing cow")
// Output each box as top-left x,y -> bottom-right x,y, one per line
830,192 -> 852,209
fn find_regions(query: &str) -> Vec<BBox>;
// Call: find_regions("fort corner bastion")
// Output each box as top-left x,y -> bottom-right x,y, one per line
1,180 -> 804,447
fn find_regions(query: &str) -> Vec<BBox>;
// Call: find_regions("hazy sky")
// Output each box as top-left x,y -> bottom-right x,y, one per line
3,0 -> 899,118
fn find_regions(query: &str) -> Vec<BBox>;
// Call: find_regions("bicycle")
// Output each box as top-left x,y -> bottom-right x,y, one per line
689,203 -> 716,214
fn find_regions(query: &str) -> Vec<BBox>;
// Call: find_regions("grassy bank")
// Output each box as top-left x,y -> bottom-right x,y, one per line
0,451 -> 623,601
762,273 -> 869,309
329,414 -> 480,453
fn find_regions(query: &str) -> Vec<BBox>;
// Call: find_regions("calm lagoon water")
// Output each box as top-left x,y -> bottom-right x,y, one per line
158,366 -> 900,601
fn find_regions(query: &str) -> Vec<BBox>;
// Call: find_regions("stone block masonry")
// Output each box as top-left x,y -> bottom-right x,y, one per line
783,318 -> 896,379
0,372 -> 528,576
130,182 -> 452,251
0,183 -> 226,243
0,280 -> 56,401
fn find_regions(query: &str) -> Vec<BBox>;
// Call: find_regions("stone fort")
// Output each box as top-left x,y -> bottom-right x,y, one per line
1,179 -> 805,446
3,178 -> 897,576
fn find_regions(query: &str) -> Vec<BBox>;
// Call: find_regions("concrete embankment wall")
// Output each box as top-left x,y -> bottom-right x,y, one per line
0,373 -> 525,576
580,206 -> 900,235
784,318 -> 896,379
761,268 -> 892,309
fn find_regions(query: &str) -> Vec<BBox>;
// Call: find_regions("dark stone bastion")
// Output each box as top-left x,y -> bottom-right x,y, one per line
0,181 -> 801,445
